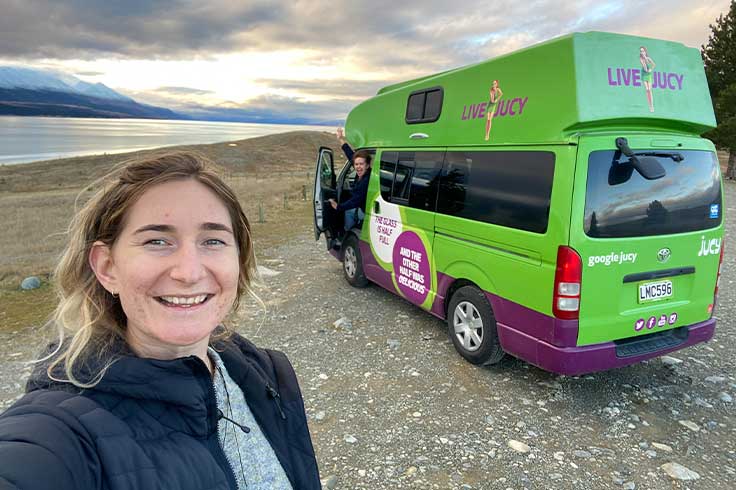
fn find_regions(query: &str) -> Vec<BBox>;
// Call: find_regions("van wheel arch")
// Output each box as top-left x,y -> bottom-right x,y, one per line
342,234 -> 369,288
444,279 -> 476,318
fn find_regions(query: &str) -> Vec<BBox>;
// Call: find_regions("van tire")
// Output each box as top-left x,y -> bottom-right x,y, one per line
342,235 -> 369,288
447,285 -> 505,366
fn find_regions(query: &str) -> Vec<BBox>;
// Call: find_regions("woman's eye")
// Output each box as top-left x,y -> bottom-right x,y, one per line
144,239 -> 168,247
204,238 -> 227,247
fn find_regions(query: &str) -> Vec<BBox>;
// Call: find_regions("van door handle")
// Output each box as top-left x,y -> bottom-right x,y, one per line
410,133 -> 429,139
374,201 -> 381,214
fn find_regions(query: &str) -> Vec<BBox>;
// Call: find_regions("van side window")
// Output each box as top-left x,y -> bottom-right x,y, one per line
409,152 -> 444,210
405,87 -> 444,124
379,152 -> 398,201
392,159 -> 413,203
437,151 -> 555,233
380,151 -> 444,211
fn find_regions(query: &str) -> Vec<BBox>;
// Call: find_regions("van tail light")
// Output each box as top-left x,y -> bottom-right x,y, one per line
553,246 -> 582,320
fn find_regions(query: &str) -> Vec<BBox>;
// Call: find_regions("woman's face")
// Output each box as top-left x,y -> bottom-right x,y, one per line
492,80 -> 498,89
354,157 -> 369,178
640,47 -> 646,57
93,179 -> 240,358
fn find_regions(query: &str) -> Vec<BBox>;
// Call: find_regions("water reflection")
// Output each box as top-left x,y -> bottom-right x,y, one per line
0,116 -> 328,165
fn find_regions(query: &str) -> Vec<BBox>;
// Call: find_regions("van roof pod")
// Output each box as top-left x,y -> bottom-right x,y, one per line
345,32 -> 716,148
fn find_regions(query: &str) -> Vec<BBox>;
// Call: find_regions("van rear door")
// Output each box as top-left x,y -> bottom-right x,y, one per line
569,135 -> 724,346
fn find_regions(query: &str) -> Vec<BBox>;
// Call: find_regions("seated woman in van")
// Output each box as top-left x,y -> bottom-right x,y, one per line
329,128 -> 372,230
0,152 -> 320,490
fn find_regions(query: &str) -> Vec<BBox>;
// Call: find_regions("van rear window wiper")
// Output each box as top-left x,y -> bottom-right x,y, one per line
633,151 -> 684,162
614,138 -> 666,180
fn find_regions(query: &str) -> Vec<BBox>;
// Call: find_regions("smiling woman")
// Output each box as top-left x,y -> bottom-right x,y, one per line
89,178 -> 242,361
0,152 -> 320,490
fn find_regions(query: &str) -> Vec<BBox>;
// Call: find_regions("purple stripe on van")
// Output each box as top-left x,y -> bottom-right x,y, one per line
359,241 -> 401,298
358,247 -> 715,375
485,292 -> 579,347
431,272 -> 579,347
496,318 -> 715,376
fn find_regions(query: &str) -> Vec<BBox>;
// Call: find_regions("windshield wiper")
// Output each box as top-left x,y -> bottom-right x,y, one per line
633,151 -> 684,162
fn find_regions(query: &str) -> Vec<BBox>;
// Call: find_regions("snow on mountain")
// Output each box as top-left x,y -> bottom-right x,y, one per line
0,66 -> 132,101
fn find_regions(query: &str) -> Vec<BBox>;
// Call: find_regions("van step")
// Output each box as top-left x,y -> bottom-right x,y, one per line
614,327 -> 688,358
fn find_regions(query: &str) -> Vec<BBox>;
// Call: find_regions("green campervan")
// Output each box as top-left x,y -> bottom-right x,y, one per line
313,31 -> 725,375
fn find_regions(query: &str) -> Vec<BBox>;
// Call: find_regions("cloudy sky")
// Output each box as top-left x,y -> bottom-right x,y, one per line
0,0 -> 730,124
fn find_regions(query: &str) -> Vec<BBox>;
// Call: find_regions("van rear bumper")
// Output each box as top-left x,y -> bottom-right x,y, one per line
497,318 -> 715,375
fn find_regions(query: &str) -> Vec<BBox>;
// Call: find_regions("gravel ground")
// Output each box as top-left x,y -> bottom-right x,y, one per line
1,181 -> 734,489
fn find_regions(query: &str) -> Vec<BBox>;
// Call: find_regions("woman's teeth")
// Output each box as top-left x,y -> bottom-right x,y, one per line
159,295 -> 208,306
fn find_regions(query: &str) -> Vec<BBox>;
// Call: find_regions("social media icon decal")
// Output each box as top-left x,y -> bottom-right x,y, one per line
633,312 -> 680,331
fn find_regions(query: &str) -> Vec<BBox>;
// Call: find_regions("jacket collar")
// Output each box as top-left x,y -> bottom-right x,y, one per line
26,335 -> 269,437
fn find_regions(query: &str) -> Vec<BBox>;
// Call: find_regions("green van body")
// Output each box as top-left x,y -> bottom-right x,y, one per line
314,32 -> 725,375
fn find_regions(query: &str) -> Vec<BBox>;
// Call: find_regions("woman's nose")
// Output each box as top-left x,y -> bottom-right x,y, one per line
169,244 -> 207,283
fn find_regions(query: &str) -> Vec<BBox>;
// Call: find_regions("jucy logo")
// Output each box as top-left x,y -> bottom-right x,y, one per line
460,97 -> 529,120
698,236 -> 721,257
607,68 -> 684,90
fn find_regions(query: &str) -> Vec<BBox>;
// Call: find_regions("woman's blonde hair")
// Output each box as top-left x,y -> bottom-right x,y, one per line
47,151 -> 256,387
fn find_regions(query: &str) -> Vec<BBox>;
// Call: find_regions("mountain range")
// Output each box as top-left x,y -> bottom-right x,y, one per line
0,66 -> 183,120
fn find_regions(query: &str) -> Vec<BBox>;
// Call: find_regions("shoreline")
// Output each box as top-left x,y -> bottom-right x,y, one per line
0,116 -> 334,166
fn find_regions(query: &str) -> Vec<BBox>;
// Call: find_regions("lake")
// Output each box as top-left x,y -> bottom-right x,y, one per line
0,116 -> 330,165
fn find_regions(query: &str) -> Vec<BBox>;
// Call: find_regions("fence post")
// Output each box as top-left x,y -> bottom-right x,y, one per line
258,202 -> 265,223
302,185 -> 307,201
283,193 -> 288,210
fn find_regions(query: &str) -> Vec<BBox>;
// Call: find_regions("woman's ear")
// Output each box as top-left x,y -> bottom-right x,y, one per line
89,241 -> 118,294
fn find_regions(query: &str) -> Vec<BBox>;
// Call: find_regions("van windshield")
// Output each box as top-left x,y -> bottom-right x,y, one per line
584,150 -> 722,238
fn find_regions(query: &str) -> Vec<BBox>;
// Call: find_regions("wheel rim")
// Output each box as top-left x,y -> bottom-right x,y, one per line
344,245 -> 357,278
453,301 -> 483,352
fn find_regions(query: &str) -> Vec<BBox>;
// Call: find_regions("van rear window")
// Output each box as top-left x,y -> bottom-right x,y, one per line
584,150 -> 722,238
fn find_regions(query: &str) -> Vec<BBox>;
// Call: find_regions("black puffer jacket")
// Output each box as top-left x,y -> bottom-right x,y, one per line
0,334 -> 320,489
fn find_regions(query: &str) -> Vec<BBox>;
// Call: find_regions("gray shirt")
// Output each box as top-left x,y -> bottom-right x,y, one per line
209,348 -> 293,490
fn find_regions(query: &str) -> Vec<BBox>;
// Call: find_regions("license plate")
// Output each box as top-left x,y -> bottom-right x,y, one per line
638,280 -> 673,303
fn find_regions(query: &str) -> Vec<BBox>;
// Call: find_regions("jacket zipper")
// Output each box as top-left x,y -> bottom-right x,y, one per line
212,376 -> 243,489
189,356 -> 241,490
266,384 -> 287,420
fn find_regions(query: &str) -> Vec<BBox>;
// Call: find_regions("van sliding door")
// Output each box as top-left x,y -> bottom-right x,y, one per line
365,149 -> 444,311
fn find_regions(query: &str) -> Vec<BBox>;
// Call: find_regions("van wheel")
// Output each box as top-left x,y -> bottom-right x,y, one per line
343,235 -> 368,288
447,285 -> 505,366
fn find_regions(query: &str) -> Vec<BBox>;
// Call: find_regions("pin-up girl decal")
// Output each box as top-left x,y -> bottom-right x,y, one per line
640,46 -> 655,112
484,80 -> 503,141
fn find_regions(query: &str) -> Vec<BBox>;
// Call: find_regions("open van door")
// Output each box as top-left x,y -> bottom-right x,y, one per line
314,146 -> 337,241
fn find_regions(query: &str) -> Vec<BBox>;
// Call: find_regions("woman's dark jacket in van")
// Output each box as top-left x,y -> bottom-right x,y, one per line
336,143 -> 371,213
0,334 -> 320,490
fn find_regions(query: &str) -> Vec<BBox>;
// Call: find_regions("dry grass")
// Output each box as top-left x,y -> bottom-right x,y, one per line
0,130 -> 345,332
